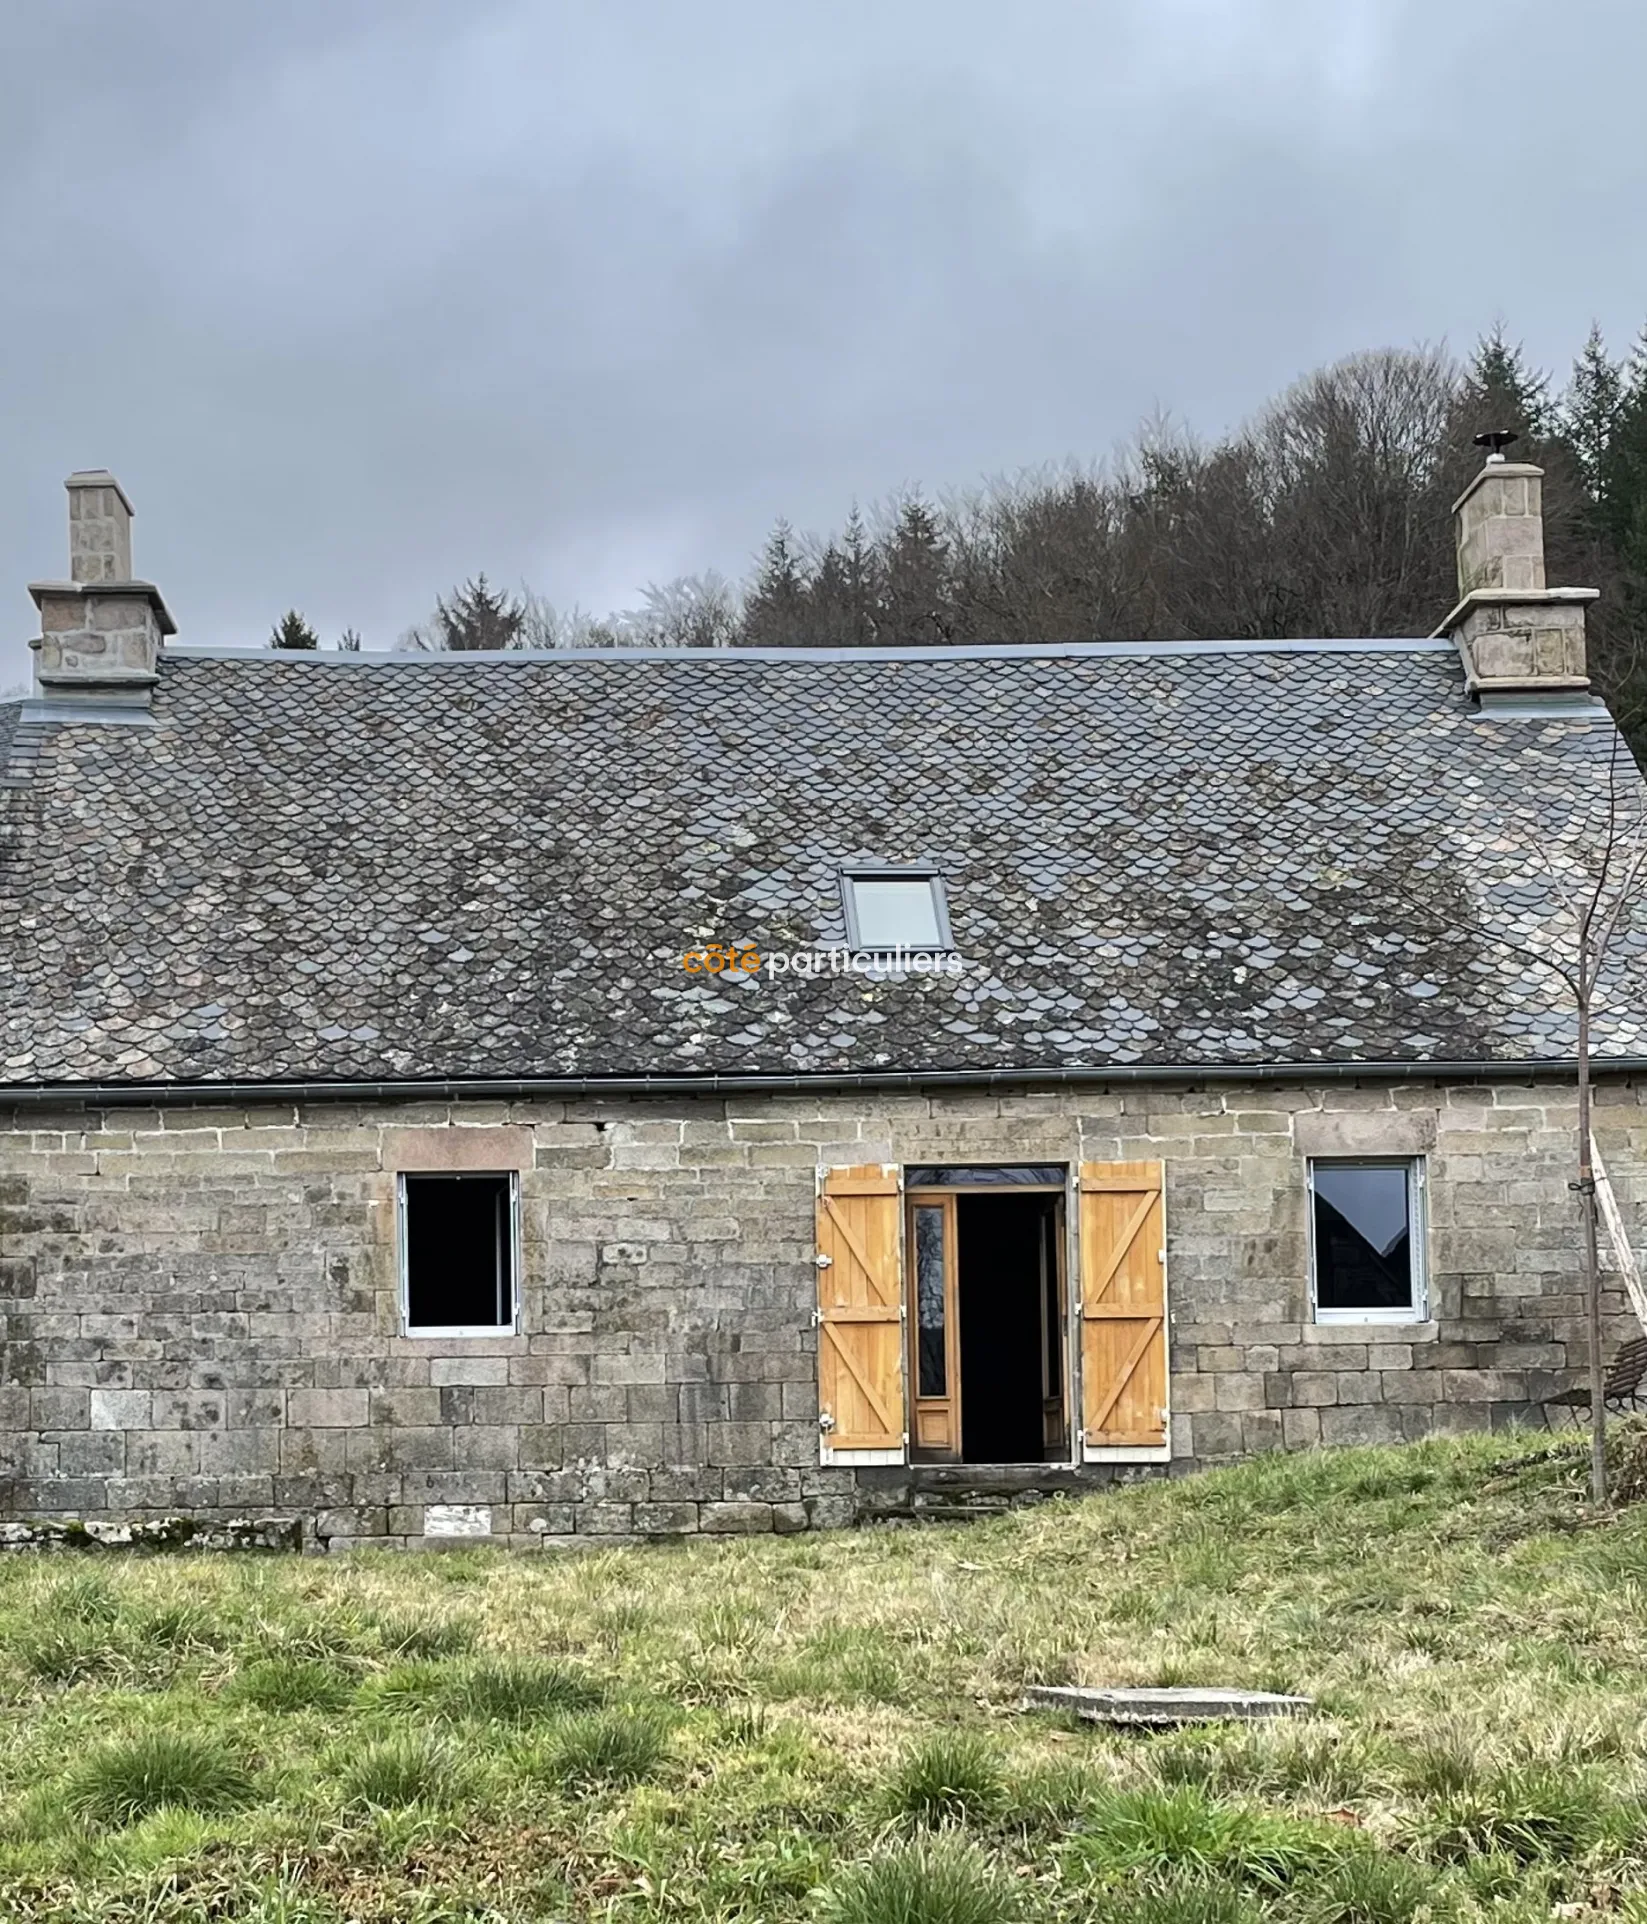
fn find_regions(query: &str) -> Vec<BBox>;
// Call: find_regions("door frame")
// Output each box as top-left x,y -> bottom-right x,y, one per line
903,1177 -> 1070,1466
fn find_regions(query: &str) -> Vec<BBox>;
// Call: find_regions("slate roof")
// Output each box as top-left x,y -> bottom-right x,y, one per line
2,641 -> 1645,1090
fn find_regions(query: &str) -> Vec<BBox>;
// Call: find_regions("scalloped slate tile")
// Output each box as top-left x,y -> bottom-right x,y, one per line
0,648 -> 1642,1087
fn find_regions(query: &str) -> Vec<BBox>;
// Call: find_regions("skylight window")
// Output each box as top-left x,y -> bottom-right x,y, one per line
840,868 -> 952,950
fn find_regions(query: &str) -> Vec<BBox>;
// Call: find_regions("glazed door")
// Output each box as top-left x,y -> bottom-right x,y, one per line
906,1194 -> 961,1458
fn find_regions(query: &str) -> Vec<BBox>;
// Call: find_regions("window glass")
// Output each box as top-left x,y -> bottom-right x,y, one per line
403,1173 -> 515,1331
846,875 -> 945,948
1312,1162 -> 1418,1315
905,1165 -> 1064,1187
914,1204 -> 947,1397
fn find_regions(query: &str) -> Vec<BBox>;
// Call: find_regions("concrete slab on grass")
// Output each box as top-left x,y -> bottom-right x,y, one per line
1022,1685 -> 1313,1725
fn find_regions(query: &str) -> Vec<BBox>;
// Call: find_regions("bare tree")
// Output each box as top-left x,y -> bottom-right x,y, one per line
1534,739 -> 1647,1501
1391,731 -> 1647,1502
623,573 -> 740,649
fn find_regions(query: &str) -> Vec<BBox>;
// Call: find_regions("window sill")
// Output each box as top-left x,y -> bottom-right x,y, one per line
391,1329 -> 526,1352
1310,1314 -> 1432,1333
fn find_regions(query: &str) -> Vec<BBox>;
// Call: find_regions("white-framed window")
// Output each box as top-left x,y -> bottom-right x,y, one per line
397,1171 -> 520,1336
1308,1158 -> 1427,1323
839,866 -> 952,950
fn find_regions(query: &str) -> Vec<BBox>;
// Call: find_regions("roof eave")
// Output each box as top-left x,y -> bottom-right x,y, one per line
0,1056 -> 1635,1111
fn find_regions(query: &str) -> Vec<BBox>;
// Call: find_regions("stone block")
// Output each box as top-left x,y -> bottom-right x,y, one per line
1186,1412 -> 1245,1457
1280,1408 -> 1321,1448
634,1501 -> 700,1535
88,1389 -> 153,1431
1239,1411 -> 1284,1452
429,1356 -> 510,1386
287,1389 -> 368,1429
576,1503 -> 635,1534
1368,1344 -> 1413,1371
1333,1370 -> 1379,1403
1172,1373 -> 1218,1412
1319,1405 -> 1405,1448
1213,1374 -> 1267,1412
700,1500 -> 774,1533
1288,1372 -> 1338,1407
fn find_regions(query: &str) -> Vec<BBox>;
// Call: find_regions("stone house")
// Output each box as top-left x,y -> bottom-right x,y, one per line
1,459 -> 1644,1547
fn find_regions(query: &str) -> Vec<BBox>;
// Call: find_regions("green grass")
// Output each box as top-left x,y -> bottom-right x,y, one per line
2,1430 -> 1647,1917
540,1706 -> 669,1787
885,1730 -> 1004,1825
62,1731 -> 256,1826
338,1732 -> 462,1809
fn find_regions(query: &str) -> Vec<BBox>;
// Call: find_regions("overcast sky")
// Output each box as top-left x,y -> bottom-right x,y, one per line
3,0 -> 1645,684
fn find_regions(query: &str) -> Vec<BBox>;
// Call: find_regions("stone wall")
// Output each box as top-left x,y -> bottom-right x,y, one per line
0,1079 -> 1635,1546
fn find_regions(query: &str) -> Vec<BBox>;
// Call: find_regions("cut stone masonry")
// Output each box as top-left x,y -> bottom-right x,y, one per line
0,1080 -> 1628,1547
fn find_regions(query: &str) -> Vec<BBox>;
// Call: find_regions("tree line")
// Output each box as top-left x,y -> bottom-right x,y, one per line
269,323 -> 1647,720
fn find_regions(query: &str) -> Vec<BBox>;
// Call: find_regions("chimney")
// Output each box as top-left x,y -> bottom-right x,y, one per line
1435,455 -> 1598,704
28,471 -> 175,710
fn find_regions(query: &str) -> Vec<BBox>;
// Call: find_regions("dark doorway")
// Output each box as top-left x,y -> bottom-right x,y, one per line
957,1193 -> 1062,1463
905,1176 -> 1068,1464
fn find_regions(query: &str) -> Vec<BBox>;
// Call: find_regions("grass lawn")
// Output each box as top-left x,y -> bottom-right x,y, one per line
3,1433 -> 1647,1921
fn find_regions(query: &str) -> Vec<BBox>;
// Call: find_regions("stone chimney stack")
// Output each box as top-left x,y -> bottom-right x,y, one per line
1437,456 -> 1598,703
29,471 -> 174,709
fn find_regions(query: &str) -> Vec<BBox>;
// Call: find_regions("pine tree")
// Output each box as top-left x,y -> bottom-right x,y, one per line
1597,323 -> 1647,610
434,575 -> 526,652
878,497 -> 953,645
1562,324 -> 1626,503
1464,324 -> 1554,442
268,610 -> 320,650
336,627 -> 363,653
841,506 -> 879,647
804,542 -> 852,647
740,522 -> 811,646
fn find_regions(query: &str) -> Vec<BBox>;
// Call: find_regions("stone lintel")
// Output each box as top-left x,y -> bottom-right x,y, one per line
1296,1110 -> 1436,1157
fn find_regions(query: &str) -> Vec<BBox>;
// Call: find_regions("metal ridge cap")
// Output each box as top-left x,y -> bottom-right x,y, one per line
161,636 -> 1453,667
0,1055 -> 1633,1109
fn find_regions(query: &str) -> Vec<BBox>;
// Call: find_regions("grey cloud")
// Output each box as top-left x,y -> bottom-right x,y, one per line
2,0 -> 1644,684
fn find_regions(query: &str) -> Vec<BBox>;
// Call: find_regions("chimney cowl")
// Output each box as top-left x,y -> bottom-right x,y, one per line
27,471 -> 173,712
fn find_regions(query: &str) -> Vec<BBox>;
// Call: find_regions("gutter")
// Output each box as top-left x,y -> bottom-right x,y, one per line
0,1057 -> 1637,1112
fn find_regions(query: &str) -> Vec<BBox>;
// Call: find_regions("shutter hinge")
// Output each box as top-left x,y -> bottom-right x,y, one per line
814,1253 -> 833,1269
818,1410 -> 836,1433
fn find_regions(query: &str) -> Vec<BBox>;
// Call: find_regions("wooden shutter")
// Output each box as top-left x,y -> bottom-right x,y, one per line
1078,1161 -> 1168,1455
816,1165 -> 906,1462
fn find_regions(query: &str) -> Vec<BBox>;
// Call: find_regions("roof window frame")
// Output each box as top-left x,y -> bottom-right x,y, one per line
838,864 -> 954,953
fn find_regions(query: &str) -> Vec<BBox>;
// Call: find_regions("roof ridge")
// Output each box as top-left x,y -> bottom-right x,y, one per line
163,637 -> 1453,667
